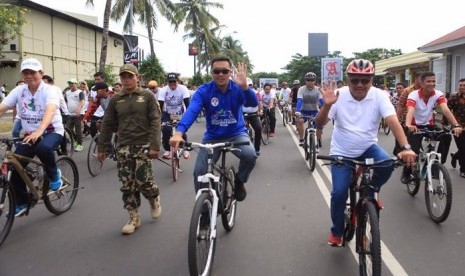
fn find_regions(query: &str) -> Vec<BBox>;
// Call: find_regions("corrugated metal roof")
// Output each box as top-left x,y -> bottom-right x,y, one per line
375,51 -> 442,75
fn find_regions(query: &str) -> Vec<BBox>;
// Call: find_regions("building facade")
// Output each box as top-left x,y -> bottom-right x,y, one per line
0,0 -> 124,91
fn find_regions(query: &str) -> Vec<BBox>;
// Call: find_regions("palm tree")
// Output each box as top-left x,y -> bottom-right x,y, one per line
86,0 -> 112,71
174,0 -> 224,74
111,0 -> 177,56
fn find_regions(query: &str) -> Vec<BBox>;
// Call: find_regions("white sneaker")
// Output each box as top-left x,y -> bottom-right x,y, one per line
162,151 -> 171,159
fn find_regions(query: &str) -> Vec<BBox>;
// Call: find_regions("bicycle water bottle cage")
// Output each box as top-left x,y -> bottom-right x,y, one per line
197,173 -> 219,183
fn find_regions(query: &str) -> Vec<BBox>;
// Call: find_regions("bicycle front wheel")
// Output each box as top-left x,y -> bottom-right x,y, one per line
308,132 -> 316,172
44,156 -> 79,215
171,147 -> 180,182
188,192 -> 216,276
261,118 -> 269,145
406,164 -> 421,196
357,201 -> 381,276
221,167 -> 237,231
87,135 -> 102,177
282,110 -> 287,126
424,162 -> 452,223
0,179 -> 15,247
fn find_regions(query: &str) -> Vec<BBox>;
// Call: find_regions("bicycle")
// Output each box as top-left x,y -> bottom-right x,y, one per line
184,140 -> 246,276
87,132 -> 117,177
378,118 -> 390,135
0,137 -> 79,246
318,154 -> 401,276
261,109 -> 270,145
280,100 -> 291,127
243,112 -> 257,144
296,113 -> 318,172
402,128 -> 453,223
163,114 -> 184,181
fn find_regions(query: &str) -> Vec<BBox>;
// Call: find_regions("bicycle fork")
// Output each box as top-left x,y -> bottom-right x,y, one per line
425,152 -> 442,193
196,173 -> 220,240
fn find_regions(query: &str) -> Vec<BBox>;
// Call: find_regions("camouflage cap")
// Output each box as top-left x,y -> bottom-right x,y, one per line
119,64 -> 138,76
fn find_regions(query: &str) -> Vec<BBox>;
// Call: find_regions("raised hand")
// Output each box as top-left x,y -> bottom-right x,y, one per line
233,62 -> 248,90
321,80 -> 339,106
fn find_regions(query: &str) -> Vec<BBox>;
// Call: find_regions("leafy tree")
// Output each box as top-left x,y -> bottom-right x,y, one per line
174,0 -> 223,74
111,0 -> 177,56
138,54 -> 165,84
86,0 -> 112,72
282,54 -> 322,83
0,6 -> 27,58
190,72 -> 204,86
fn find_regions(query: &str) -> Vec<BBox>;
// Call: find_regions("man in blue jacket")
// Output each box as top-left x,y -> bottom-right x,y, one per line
170,56 -> 258,201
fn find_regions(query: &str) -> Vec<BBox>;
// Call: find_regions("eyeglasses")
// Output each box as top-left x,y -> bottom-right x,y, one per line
349,77 -> 371,85
168,80 -> 177,84
212,68 -> 231,75
305,79 -> 315,82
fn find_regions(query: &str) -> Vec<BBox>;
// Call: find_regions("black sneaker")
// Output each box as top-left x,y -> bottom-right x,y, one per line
401,167 -> 412,184
318,139 -> 322,148
299,139 -> 304,146
451,152 -> 457,169
234,177 -> 247,202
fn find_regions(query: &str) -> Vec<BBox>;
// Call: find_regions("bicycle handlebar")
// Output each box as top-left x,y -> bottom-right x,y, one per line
412,128 -> 453,139
317,155 -> 402,168
183,141 -> 250,151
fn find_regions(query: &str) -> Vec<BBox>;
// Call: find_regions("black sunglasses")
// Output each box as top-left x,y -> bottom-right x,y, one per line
212,68 -> 231,75
305,79 -> 316,82
168,80 -> 177,83
349,77 -> 371,85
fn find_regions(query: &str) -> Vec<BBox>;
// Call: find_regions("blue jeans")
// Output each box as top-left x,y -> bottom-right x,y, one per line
193,134 -> 257,192
330,144 -> 393,237
11,133 -> 63,205
12,118 -> 22,138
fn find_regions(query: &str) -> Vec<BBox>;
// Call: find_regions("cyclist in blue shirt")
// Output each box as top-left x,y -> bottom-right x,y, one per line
170,56 -> 258,202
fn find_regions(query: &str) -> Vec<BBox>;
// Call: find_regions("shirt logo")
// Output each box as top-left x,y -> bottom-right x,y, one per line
136,96 -> 145,102
211,97 -> 219,107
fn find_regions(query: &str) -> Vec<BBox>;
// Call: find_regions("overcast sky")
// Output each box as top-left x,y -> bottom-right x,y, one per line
32,0 -> 464,77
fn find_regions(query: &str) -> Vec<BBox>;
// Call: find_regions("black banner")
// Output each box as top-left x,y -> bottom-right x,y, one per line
124,35 -> 139,66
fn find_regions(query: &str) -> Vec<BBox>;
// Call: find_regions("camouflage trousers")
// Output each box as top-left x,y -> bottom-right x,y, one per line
117,144 -> 159,211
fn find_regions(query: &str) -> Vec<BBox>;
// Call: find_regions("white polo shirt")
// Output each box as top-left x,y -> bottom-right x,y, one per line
328,86 -> 395,157
406,89 -> 446,126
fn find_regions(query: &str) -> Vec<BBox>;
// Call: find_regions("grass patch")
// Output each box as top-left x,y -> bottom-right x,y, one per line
0,121 -> 13,134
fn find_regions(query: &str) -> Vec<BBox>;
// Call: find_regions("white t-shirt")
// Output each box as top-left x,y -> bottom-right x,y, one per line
328,86 -> 395,157
406,89 -> 446,126
260,90 -> 276,108
3,81 -> 64,135
157,84 -> 190,114
281,87 -> 291,101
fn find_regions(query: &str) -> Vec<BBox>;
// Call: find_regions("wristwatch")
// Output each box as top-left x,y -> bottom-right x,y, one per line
401,144 -> 412,151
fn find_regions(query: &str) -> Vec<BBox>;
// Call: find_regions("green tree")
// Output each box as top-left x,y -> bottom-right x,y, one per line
282,54 -> 321,83
0,6 -> 27,58
138,54 -> 165,84
174,0 -> 223,74
86,0 -> 112,72
111,0 -> 177,56
220,35 -> 253,72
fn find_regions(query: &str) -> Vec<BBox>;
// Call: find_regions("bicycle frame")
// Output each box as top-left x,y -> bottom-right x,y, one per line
2,143 -> 44,201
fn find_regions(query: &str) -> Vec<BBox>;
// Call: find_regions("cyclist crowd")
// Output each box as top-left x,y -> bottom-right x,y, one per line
1,56 -> 464,248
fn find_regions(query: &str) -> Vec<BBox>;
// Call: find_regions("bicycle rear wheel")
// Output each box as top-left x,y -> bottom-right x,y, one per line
261,117 -> 269,145
57,127 -> 74,157
383,124 -> 391,135
221,167 -> 237,231
171,147 -> 180,181
44,156 -> 79,215
357,201 -> 381,276
343,190 -> 356,243
308,132 -> 316,172
87,135 -> 102,177
282,110 -> 287,126
424,162 -> 452,223
188,192 -> 216,276
0,178 -> 15,247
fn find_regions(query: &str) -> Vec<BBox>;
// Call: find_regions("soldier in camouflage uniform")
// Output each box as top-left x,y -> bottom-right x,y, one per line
98,64 -> 162,235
